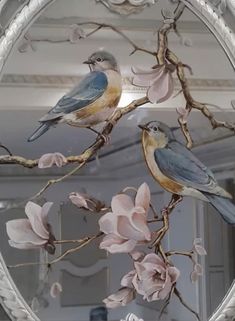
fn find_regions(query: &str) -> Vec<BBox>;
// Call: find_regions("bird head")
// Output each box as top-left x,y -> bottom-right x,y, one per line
83,51 -> 120,72
138,121 -> 176,148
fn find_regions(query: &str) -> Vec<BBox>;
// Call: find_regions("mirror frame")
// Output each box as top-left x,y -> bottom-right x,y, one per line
0,0 -> 234,320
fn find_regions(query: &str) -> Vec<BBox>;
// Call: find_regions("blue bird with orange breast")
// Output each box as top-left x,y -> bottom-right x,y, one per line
28,51 -> 122,142
139,121 -> 235,224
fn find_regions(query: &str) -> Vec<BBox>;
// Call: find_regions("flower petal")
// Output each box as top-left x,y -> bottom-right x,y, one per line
25,202 -> 49,239
69,192 -> 88,209
50,282 -> 62,298
131,212 -> 151,241
117,216 -> 146,241
168,266 -> 180,283
190,270 -> 199,283
100,234 -> 136,253
135,182 -> 151,212
132,66 -> 164,87
41,202 -> 53,226
121,270 -> 136,288
38,154 -> 55,169
194,245 -> 207,256
147,70 -> 174,104
99,212 -> 117,235
111,194 -> 134,215
8,240 -> 40,250
53,153 -> 67,167
6,219 -> 46,245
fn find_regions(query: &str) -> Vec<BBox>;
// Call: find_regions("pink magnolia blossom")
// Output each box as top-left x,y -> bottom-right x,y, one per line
69,192 -> 89,209
99,183 -> 151,253
190,263 -> 203,283
6,201 -> 55,254
132,253 -> 180,301
192,238 -> 207,256
132,64 -> 175,104
103,288 -> 135,308
50,282 -> 63,298
38,153 -> 67,169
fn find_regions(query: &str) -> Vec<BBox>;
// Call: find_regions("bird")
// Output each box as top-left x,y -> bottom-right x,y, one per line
139,121 -> 235,225
28,51 -> 122,142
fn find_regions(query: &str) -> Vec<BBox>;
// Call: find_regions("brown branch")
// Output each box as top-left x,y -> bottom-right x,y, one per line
174,288 -> 201,321
166,49 -> 235,148
7,232 -> 103,269
150,194 -> 182,249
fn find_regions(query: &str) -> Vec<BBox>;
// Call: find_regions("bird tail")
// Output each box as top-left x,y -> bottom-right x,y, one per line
204,192 -> 235,225
27,122 -> 51,142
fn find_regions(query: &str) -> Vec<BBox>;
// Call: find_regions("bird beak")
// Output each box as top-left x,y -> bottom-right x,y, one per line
138,124 -> 149,131
83,59 -> 95,65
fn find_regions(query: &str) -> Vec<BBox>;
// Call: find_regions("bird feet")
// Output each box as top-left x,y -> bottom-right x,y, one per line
87,127 -> 110,145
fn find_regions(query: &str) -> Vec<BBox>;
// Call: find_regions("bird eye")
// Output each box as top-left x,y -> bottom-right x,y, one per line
153,126 -> 158,132
96,57 -> 103,62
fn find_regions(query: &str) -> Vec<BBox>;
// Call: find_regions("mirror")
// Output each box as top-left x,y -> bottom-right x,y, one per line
0,1 -> 235,321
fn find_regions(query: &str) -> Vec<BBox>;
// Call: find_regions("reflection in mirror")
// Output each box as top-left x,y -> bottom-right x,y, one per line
0,1 -> 235,321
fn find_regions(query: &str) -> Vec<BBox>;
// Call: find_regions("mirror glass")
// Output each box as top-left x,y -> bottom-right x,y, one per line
0,1 -> 234,321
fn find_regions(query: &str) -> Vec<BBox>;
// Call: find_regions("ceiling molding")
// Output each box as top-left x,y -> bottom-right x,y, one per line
1,74 -> 235,92
35,16 -> 209,34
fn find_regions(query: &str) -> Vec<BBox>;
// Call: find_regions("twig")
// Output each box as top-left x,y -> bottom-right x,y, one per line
159,286 -> 175,320
166,49 -> 235,148
7,232 -> 103,269
0,144 -> 12,156
174,288 -> 201,321
150,194 -> 182,248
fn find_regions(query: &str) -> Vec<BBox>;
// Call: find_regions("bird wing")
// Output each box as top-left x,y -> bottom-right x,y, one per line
154,142 -> 227,196
39,71 -> 108,122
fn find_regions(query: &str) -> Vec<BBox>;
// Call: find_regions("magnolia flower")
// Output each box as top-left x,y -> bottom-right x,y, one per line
6,201 -> 55,254
99,183 -> 151,253
133,253 -> 180,301
103,288 -> 135,308
69,25 -> 86,43
190,263 -> 203,283
50,282 -> 63,298
121,313 -> 144,321
192,238 -> 207,256
69,192 -> 89,209
190,238 -> 206,283
132,64 -> 175,104
109,0 -> 154,5
38,153 -> 67,169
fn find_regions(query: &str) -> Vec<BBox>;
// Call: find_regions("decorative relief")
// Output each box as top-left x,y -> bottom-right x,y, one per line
96,0 -> 157,15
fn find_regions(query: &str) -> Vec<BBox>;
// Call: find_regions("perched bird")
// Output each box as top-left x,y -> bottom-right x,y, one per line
28,51 -> 122,142
139,121 -> 235,224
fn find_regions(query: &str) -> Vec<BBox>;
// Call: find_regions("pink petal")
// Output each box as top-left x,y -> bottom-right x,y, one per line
53,153 -> 67,167
99,212 -> 117,235
147,70 -> 174,104
176,107 -> 190,124
168,266 -> 180,283
8,240 -> 40,250
190,270 -> 199,283
69,193 -> 88,209
41,202 -> 53,226
100,234 -> 136,253
25,202 -> 49,239
142,253 -> 166,268
194,245 -> 207,256
103,298 -> 122,309
117,216 -> 146,241
130,251 -> 145,261
121,270 -> 136,288
135,183 -> 151,212
38,154 -> 55,169
131,212 -> 151,241
111,194 -> 134,216
132,274 -> 145,295
158,275 -> 172,300
108,288 -> 134,305
50,282 -> 62,298
69,25 -> 86,43
6,219 -> 46,245
132,66 -> 164,87
194,263 -> 203,275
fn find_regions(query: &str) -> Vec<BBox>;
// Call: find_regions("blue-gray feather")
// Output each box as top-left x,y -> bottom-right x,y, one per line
204,193 -> 235,225
40,71 -> 108,122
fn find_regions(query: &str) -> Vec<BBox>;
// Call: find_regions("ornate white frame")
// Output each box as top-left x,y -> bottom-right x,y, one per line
0,0 -> 234,320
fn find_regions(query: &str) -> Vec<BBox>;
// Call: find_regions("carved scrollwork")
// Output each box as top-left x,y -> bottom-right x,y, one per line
95,0 -> 157,15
